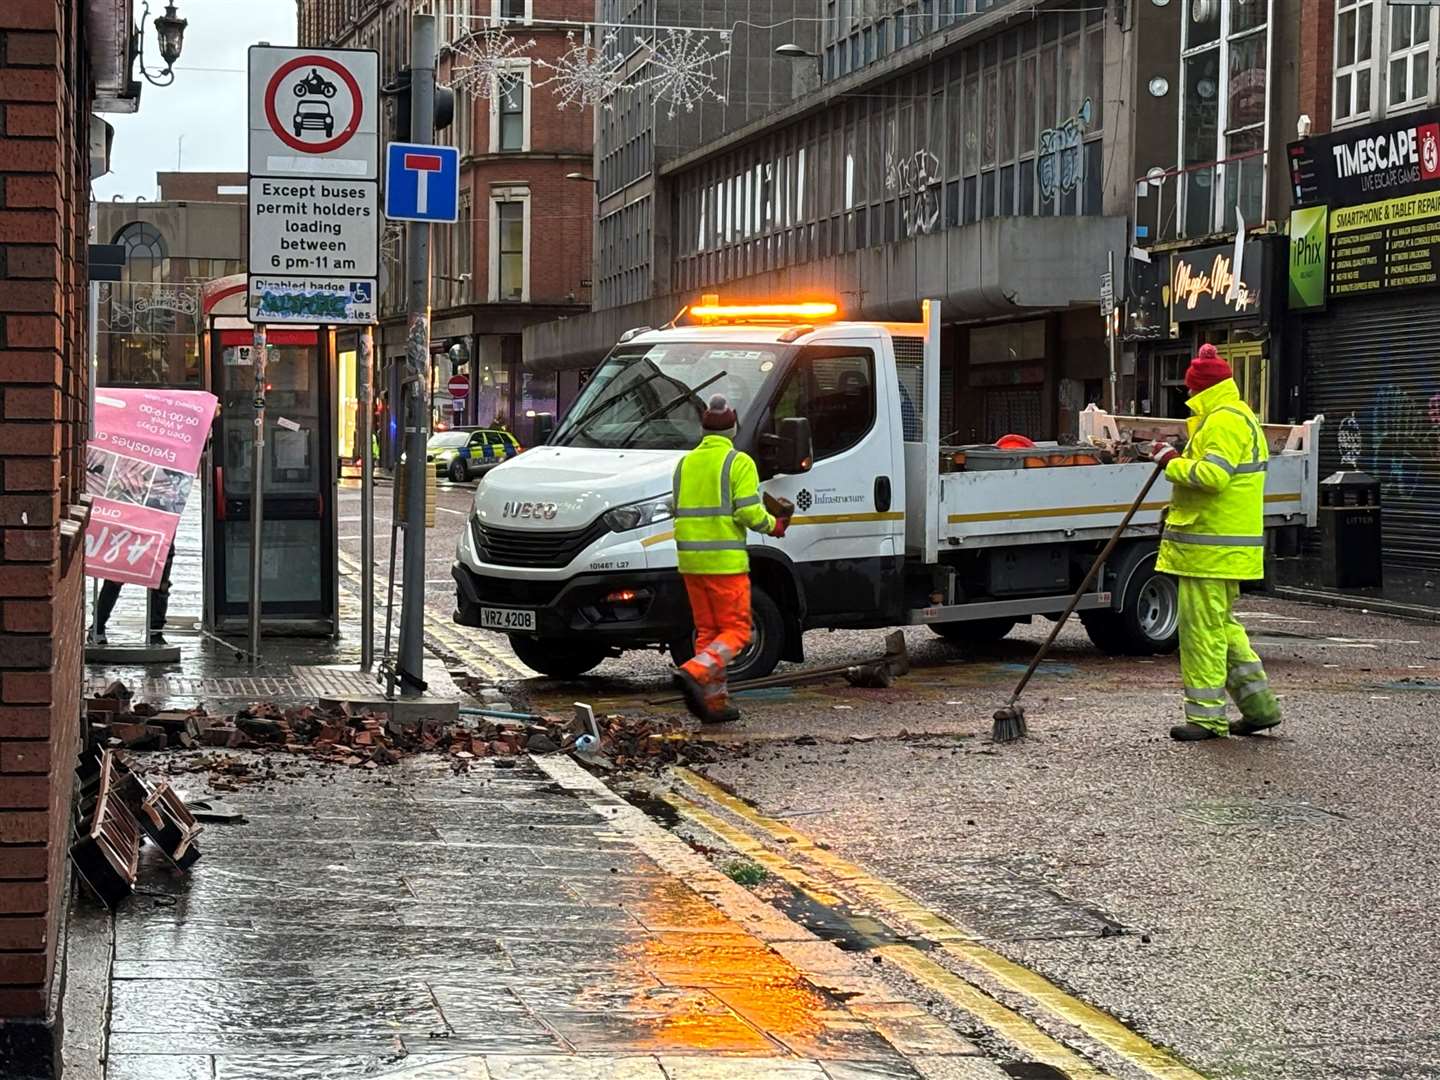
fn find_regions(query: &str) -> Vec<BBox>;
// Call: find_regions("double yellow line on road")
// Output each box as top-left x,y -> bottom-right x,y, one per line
671,767 -> 1208,1080
335,549 -> 530,683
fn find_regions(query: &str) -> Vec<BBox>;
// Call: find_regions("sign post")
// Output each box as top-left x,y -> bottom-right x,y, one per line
248,44 -> 378,665
1102,252 -> 1118,413
397,14 -> 437,697
359,326 -> 375,671
249,325 -> 267,669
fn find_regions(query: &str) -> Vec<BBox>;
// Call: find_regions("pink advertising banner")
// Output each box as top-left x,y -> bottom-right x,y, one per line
84,388 -> 219,589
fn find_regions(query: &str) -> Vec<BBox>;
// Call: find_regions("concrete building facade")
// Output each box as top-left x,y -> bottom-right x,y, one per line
94,172 -> 247,389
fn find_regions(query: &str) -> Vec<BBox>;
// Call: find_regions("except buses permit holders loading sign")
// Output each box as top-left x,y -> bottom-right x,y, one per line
248,45 -> 378,324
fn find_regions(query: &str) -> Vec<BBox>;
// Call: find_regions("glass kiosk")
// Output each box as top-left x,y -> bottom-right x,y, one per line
199,274 -> 339,635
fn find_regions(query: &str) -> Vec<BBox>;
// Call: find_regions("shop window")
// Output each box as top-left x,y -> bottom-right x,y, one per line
770,348 -> 876,461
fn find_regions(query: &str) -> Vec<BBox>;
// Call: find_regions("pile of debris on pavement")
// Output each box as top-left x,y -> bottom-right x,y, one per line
71,746 -> 204,908
85,681 -> 710,774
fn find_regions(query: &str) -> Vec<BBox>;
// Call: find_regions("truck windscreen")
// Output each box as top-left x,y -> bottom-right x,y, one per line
552,343 -> 786,450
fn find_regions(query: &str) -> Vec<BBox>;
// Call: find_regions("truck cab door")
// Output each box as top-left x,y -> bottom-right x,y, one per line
756,341 -> 905,622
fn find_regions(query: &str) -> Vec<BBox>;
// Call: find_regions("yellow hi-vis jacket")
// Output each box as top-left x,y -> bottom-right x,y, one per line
672,434 -> 777,575
1156,378 -> 1268,581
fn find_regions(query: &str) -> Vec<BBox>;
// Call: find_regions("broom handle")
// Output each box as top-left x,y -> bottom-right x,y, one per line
1007,460 -> 1169,704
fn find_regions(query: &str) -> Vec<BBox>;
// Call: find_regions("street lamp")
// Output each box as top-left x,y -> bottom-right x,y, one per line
774,43 -> 822,93
565,172 -> 598,184
136,1 -> 188,87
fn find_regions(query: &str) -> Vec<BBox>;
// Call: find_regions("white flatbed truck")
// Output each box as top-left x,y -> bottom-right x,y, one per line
452,300 -> 1321,680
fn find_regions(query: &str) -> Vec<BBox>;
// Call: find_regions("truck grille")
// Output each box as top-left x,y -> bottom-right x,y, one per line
472,518 -> 609,569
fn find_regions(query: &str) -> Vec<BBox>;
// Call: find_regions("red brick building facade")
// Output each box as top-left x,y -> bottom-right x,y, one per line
1,0 -> 135,1072
297,0 -> 595,449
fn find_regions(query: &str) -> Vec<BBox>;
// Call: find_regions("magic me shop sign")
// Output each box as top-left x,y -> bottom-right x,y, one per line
1123,239 -> 1269,341
1169,240 -> 1266,323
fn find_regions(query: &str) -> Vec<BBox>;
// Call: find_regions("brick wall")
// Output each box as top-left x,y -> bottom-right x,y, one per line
0,0 -> 91,1041
1298,0 -> 1336,137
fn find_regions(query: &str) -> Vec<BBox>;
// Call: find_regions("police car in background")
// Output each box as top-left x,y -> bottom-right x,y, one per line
426,427 -> 522,483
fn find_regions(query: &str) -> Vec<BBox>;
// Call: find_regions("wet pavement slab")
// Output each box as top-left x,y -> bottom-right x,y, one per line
84,754 -> 948,1080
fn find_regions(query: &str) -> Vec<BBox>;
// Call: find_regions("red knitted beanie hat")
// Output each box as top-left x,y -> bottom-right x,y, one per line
1185,343 -> 1233,393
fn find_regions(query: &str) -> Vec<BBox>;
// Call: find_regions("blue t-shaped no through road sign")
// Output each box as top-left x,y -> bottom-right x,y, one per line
385,141 -> 459,223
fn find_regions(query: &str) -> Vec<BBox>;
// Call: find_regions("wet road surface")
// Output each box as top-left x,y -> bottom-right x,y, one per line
322,481 -> 1440,1075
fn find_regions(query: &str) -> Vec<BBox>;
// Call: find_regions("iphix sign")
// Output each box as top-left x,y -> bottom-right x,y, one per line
385,142 -> 460,223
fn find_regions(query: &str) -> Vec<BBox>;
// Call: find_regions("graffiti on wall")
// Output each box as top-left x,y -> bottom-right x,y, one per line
1036,98 -> 1092,203
1362,383 -> 1440,499
885,149 -> 942,237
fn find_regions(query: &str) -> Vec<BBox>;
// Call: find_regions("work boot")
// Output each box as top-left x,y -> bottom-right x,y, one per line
1231,714 -> 1282,736
702,696 -> 741,724
149,632 -> 169,647
1170,722 -> 1225,741
672,668 -> 711,722
90,626 -> 108,647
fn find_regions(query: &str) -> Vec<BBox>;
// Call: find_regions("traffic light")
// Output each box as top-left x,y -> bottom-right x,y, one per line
388,67 -> 454,141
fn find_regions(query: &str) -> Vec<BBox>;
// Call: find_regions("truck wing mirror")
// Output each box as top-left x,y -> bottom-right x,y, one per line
761,416 -> 813,476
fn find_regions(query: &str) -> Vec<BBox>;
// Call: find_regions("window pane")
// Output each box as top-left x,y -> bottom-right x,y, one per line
500,0 -> 525,16
1227,34 -> 1266,131
1018,55 -> 1036,151
1357,67 -> 1371,111
500,254 -> 523,298
1393,6 -> 1412,50
982,68 -> 997,166
1336,71 -> 1352,119
1230,0 -> 1265,34
1059,35 -> 1080,119
1418,11 -> 1432,44
1416,51 -> 1431,100
1338,10 -> 1356,66
999,62 -> 1014,161
1391,57 -> 1408,105
1358,2 -> 1372,62
1039,47 -> 1056,128
1186,0 -> 1220,49
1182,50 -> 1220,167
500,112 -> 522,150
773,349 -> 876,461
963,75 -> 980,174
1085,26 -> 1104,130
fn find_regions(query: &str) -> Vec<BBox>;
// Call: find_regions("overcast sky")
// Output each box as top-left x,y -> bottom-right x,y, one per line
93,0 -> 297,201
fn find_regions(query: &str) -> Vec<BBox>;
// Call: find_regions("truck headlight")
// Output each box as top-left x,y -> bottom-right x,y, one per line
603,496 -> 673,532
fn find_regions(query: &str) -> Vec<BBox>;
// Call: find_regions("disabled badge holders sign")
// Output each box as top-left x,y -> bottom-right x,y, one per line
84,389 -> 219,589
248,46 -> 379,324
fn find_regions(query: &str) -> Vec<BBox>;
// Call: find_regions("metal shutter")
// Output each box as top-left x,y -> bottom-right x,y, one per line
1303,298 -> 1440,570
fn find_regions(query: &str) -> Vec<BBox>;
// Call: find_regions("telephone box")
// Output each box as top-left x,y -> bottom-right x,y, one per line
199,274 -> 340,635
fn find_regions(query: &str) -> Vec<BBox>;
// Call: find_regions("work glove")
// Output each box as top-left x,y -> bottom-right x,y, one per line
1150,441 -> 1181,467
770,517 -> 790,539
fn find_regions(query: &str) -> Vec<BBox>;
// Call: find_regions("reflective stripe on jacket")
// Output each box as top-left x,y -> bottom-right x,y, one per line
1156,378 -> 1268,581
672,434 -> 776,575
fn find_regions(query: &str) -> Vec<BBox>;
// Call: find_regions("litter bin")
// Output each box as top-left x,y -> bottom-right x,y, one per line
1316,470 -> 1382,589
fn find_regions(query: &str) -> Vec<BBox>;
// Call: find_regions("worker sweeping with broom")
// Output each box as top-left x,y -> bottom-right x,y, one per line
1150,344 -> 1282,742
671,394 -> 793,723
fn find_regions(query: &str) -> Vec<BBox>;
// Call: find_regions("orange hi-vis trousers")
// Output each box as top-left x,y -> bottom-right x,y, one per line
680,573 -> 752,707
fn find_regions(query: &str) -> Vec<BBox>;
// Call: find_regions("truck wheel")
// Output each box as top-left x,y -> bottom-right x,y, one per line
668,583 -> 786,683
1080,550 -> 1179,655
929,618 -> 1018,644
508,636 -> 608,678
